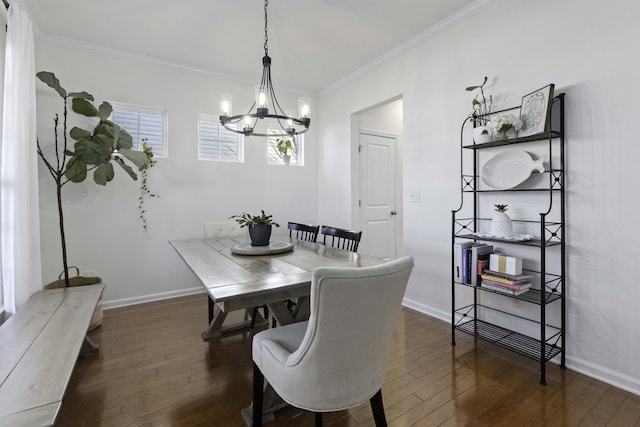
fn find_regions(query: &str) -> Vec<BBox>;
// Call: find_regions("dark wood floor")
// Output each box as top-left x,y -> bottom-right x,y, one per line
57,294 -> 640,426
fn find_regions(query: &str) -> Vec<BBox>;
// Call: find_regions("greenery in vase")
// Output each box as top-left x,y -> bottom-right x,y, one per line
466,76 -> 493,127
36,71 -> 156,286
229,210 -> 280,228
487,113 -> 523,139
276,138 -> 294,157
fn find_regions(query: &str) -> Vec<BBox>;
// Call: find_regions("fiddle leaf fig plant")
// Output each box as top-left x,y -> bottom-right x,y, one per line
36,71 -> 155,286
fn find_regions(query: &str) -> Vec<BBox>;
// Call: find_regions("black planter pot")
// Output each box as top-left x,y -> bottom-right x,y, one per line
249,224 -> 272,246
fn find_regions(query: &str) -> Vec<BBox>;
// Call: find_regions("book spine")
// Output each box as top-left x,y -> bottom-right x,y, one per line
481,274 -> 528,285
484,270 -> 531,281
481,283 -> 529,295
453,243 -> 468,282
462,247 -> 470,284
481,279 -> 531,291
471,245 -> 493,287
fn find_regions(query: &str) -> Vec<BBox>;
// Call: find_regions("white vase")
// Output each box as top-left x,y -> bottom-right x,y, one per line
473,126 -> 493,144
491,211 -> 514,238
282,155 -> 291,165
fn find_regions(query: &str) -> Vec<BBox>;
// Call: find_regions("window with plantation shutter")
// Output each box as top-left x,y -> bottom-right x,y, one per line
110,102 -> 167,157
198,114 -> 243,162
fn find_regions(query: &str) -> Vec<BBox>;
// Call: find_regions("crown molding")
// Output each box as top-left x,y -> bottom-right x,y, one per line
37,32 -> 314,97
319,0 -> 494,96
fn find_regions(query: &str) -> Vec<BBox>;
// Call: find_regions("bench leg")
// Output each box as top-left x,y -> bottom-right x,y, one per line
80,335 -> 100,357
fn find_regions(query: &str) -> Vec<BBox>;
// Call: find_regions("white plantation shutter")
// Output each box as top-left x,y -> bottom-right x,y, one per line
111,103 -> 167,157
198,114 -> 243,162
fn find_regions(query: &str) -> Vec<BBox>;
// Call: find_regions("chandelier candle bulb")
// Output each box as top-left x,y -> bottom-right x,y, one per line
220,94 -> 232,116
256,86 -> 268,114
286,110 -> 295,134
299,97 -> 310,118
243,116 -> 253,134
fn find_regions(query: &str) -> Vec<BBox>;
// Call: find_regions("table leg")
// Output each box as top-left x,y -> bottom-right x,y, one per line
268,296 -> 310,327
80,335 -> 100,357
291,296 -> 310,322
240,381 -> 287,427
201,305 -> 269,341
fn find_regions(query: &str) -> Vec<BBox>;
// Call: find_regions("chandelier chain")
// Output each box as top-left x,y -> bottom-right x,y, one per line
263,0 -> 269,56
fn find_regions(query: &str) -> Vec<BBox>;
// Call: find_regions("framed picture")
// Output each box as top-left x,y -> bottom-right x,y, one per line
519,84 -> 555,137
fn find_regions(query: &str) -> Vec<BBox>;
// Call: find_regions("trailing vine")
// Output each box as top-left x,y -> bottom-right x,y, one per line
139,139 -> 159,236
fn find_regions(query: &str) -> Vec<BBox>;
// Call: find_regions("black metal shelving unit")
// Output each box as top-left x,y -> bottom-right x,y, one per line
451,94 -> 566,385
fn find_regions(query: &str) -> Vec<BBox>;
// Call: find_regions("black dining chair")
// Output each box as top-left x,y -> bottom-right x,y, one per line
288,222 -> 320,242
320,225 -> 362,253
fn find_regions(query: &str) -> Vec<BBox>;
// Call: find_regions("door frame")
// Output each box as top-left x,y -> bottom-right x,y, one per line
350,97 -> 403,258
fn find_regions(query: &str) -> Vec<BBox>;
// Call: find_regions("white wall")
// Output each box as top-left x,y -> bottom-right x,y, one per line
317,0 -> 640,395
34,40 -> 318,307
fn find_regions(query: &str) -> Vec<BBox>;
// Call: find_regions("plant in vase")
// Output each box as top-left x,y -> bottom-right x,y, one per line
229,210 -> 280,246
466,76 -> 493,143
491,204 -> 514,238
276,138 -> 295,165
36,71 -> 156,288
487,113 -> 523,140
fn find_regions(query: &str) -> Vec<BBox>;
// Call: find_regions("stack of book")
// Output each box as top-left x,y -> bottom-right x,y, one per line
454,242 -> 493,286
480,270 -> 531,295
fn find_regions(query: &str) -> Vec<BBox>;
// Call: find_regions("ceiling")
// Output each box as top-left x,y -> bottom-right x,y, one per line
22,0 -> 478,93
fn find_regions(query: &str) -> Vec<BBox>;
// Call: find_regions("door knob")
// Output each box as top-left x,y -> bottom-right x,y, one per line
390,210 -> 397,215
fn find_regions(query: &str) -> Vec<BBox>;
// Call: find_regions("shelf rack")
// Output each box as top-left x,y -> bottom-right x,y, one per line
451,94 -> 566,385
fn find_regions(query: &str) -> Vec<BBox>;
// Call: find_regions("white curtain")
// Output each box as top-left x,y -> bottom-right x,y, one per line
1,2 -> 41,313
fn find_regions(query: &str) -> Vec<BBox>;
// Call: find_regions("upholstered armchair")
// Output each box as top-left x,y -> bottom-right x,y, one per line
203,221 -> 248,239
252,256 -> 414,426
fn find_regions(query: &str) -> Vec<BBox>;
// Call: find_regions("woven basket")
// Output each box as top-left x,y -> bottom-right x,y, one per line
44,266 -> 104,331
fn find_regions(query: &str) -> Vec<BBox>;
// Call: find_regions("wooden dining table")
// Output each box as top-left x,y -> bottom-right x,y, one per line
169,236 -> 383,341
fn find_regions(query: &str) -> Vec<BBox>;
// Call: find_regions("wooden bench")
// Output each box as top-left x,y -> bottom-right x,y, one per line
0,284 -> 104,427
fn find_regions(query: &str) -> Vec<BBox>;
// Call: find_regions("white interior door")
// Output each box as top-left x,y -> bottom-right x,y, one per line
359,132 -> 397,259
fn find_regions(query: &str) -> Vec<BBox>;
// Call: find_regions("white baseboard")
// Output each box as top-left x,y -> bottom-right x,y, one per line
566,356 -> 640,396
401,297 -> 640,397
102,287 -> 206,310
402,297 -> 450,324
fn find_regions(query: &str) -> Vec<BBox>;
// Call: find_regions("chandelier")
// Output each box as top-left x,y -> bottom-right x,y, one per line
219,0 -> 310,137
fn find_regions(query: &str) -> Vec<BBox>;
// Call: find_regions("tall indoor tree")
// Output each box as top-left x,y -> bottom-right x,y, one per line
36,71 -> 155,286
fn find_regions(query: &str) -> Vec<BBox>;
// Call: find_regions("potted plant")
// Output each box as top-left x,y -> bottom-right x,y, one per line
487,113 -> 523,140
276,138 -> 294,165
466,76 -> 493,143
36,71 -> 156,289
229,210 -> 280,246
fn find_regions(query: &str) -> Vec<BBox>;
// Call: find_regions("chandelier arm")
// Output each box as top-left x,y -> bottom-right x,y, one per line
219,0 -> 311,137
266,68 -> 288,116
